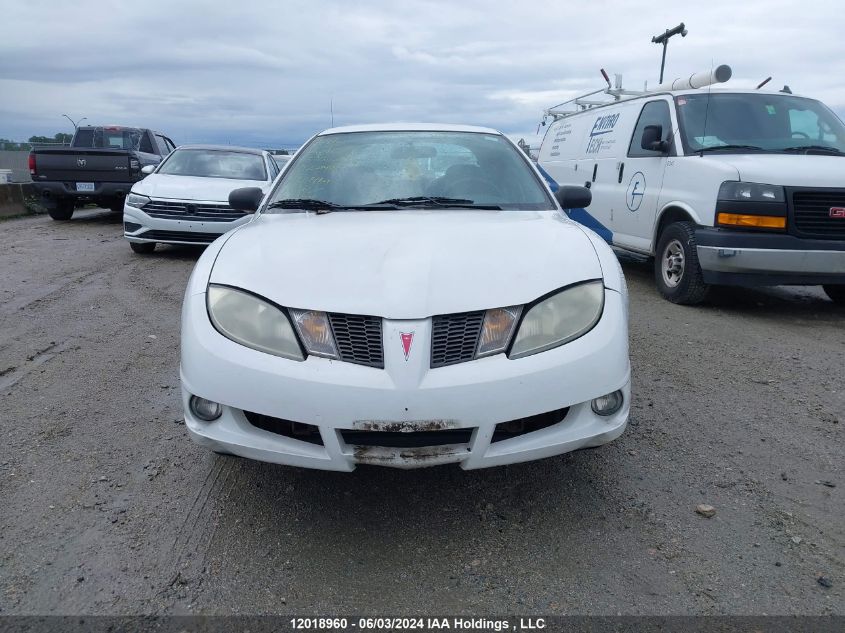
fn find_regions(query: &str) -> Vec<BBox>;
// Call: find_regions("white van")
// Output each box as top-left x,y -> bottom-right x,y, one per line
537,71 -> 845,305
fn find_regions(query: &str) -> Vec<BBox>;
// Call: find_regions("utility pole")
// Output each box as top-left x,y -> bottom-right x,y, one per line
651,23 -> 688,84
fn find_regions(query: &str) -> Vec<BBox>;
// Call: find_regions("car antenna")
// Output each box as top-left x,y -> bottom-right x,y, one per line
756,77 -> 772,89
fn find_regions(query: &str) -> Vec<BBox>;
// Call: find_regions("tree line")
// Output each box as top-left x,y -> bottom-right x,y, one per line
0,133 -> 73,151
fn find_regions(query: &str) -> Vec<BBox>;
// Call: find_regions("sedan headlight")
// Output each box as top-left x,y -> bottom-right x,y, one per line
126,193 -> 151,208
207,285 -> 304,361
509,281 -> 604,359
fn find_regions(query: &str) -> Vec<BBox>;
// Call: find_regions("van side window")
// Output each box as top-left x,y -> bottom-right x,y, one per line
628,101 -> 672,158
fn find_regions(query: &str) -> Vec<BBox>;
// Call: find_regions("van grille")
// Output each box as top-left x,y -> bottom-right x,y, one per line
144,199 -> 247,222
430,311 -> 484,368
328,313 -> 384,368
792,190 -> 845,238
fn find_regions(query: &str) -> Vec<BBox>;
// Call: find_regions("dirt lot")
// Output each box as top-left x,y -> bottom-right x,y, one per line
0,209 -> 842,615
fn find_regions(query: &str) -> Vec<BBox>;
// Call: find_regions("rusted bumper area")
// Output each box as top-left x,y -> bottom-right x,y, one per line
182,379 -> 630,471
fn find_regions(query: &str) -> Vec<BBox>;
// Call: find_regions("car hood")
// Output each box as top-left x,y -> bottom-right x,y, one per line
133,174 -> 268,202
209,210 -> 604,319
701,154 -> 845,187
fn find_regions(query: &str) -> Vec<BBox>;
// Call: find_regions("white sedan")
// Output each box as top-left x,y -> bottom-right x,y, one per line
123,145 -> 280,253
180,124 -> 630,470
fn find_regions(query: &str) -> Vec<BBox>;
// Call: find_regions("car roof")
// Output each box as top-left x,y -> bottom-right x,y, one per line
318,123 -> 501,135
174,144 -> 266,155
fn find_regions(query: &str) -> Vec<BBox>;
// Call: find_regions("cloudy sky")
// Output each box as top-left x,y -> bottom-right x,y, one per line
3,0 -> 844,149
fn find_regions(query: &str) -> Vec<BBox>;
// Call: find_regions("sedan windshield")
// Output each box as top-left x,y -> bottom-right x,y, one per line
675,93 -> 845,154
266,131 -> 554,210
157,150 -> 267,180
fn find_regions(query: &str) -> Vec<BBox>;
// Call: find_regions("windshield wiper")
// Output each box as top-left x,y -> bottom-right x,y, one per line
266,198 -> 346,214
698,144 -> 765,153
780,145 -> 844,155
369,196 -> 501,210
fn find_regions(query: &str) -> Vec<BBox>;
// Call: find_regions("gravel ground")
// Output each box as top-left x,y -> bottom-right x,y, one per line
0,209 -> 842,615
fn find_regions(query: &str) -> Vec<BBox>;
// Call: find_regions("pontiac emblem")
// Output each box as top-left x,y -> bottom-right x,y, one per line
830,207 -> 845,218
400,332 -> 414,361
77,158 -> 86,167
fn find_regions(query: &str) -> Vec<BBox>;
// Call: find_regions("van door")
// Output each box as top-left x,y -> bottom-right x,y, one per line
612,99 -> 673,252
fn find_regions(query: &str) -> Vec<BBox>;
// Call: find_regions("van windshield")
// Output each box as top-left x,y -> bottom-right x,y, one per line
675,93 -> 845,155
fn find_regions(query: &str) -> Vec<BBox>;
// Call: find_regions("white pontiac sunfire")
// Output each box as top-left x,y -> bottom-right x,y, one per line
180,124 -> 631,470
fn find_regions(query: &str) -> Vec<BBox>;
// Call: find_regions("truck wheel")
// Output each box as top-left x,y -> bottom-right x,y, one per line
654,221 -> 710,305
130,242 -> 156,254
823,285 -> 845,305
48,200 -> 75,221
109,199 -> 124,213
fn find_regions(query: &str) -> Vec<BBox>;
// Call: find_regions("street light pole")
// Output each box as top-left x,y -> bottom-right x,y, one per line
62,114 -> 87,132
652,23 -> 688,84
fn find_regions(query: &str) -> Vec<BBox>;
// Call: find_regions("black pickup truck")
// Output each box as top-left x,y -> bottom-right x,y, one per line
29,126 -> 176,220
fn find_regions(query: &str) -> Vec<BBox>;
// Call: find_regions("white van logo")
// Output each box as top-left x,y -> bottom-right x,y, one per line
586,113 -> 620,155
626,172 -> 646,211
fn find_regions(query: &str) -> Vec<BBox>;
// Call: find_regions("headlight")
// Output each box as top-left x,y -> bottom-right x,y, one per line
126,193 -> 151,208
718,181 -> 784,202
206,285 -> 304,361
509,281 -> 604,359
289,309 -> 339,358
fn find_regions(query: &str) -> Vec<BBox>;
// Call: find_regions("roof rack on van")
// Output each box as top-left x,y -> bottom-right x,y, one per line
542,65 -> 732,124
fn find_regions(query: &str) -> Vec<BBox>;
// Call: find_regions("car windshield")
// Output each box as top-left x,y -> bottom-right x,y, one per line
266,131 -> 554,210
675,93 -> 845,154
157,149 -> 267,180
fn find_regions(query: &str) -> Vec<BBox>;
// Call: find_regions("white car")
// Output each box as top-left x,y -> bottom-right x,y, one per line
123,145 -> 280,253
180,124 -> 631,470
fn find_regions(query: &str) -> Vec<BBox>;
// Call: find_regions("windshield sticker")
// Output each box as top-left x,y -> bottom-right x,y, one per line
766,104 -> 777,115
677,97 -> 687,106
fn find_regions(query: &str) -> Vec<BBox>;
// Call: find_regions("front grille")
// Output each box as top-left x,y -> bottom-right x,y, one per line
430,311 -> 484,368
243,411 -> 323,445
328,313 -> 384,368
491,408 -> 569,443
792,190 -> 845,238
139,229 -> 219,244
143,199 -> 247,222
340,428 -> 473,448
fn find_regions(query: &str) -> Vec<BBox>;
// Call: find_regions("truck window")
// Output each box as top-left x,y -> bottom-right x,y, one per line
155,135 -> 171,155
628,101 -> 672,158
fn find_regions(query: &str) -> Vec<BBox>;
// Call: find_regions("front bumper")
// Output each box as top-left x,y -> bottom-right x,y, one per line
696,228 -> 845,286
124,204 -> 251,245
180,288 -> 631,470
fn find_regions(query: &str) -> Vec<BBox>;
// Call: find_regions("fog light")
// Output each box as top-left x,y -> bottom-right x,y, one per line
190,396 -> 222,421
591,390 -> 623,416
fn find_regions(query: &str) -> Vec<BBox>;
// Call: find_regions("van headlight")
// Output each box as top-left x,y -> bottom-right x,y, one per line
509,281 -> 604,359
126,193 -> 151,208
206,285 -> 305,361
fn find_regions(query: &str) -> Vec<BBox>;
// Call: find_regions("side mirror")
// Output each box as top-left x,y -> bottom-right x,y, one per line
229,187 -> 264,213
141,165 -> 156,175
641,125 -> 668,153
555,185 -> 592,209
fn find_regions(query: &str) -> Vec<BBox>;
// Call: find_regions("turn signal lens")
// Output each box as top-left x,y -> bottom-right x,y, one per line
717,213 -> 786,229
476,306 -> 522,358
289,309 -> 339,359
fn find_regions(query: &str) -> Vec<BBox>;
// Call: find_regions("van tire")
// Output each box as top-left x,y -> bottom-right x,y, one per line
654,221 -> 710,305
823,285 -> 845,305
48,200 -> 75,221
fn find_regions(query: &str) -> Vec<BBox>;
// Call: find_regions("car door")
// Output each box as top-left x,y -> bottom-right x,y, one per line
612,99 -> 673,251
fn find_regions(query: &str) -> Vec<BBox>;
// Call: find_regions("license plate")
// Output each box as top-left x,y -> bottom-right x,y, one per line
76,182 -> 95,192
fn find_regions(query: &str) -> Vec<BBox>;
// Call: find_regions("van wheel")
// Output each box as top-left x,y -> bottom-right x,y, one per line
130,242 -> 156,254
654,221 -> 710,305
823,285 -> 845,305
48,200 -> 74,221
